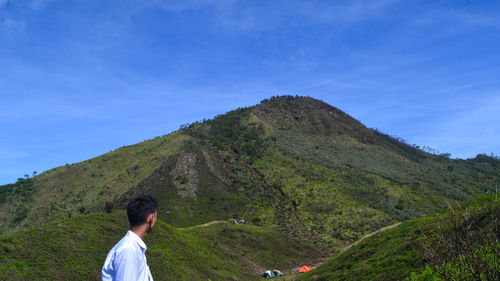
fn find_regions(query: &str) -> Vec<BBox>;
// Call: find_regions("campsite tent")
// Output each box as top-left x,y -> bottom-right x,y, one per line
299,266 -> 312,273
261,270 -> 285,278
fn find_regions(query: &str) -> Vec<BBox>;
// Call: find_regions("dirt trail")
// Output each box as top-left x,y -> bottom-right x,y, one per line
179,220 -> 225,230
342,222 -> 402,252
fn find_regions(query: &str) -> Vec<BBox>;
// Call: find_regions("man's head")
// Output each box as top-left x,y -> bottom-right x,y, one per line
127,196 -> 158,233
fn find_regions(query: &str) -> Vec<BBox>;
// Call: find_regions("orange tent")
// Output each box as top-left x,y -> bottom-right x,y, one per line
299,266 -> 312,273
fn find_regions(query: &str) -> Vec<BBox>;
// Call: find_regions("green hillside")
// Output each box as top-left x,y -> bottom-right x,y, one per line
1,96 -> 499,250
296,194 -> 500,281
0,131 -> 190,233
0,211 -> 326,281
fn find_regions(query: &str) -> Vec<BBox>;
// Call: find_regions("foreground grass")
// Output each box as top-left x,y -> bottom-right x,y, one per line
0,211 -> 326,280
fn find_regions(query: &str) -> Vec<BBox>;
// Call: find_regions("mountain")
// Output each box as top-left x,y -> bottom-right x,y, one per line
1,96 -> 499,249
0,212 -> 326,280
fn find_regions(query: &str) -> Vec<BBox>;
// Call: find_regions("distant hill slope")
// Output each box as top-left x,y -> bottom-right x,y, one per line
0,212 -> 326,281
1,96 -> 499,248
0,131 -> 191,232
295,195 -> 500,281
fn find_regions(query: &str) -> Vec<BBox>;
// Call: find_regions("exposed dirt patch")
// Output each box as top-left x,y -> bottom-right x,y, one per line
171,152 -> 199,200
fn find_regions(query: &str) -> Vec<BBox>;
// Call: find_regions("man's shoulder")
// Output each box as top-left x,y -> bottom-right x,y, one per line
113,235 -> 139,253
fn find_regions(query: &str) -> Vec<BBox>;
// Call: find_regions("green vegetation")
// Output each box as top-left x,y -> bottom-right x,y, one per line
1,96 -> 499,253
296,195 -> 499,281
0,132 -> 190,232
296,213 -> 430,280
1,96 -> 499,280
407,195 -> 499,281
187,106 -> 266,161
0,212 -> 325,281
0,179 -> 35,232
115,141 -> 273,229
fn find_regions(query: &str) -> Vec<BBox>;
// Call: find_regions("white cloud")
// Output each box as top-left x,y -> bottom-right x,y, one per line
0,17 -> 26,31
405,8 -> 500,37
233,0 -> 399,30
133,0 -> 400,31
299,0 -> 399,23
29,0 -> 56,10
144,0 -> 236,12
0,149 -> 29,159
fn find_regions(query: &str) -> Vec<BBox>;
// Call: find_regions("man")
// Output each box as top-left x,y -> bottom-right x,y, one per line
102,196 -> 158,281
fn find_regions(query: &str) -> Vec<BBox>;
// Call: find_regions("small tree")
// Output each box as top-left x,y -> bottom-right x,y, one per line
179,123 -> 190,130
104,201 -> 115,213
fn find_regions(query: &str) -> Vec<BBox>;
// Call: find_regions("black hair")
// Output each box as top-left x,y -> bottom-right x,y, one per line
126,195 -> 158,227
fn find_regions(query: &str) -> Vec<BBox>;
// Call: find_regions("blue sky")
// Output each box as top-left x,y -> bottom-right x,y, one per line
1,0 -> 499,184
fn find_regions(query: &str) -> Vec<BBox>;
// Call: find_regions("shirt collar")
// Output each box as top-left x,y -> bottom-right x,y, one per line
126,230 -> 147,251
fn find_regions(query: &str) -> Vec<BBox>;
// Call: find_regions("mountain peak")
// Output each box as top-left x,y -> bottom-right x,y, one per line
253,95 -> 367,138
258,95 -> 345,114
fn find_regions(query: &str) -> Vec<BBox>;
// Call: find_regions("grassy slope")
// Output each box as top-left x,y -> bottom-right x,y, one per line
0,132 -> 189,233
0,211 -> 326,281
295,195 -> 500,281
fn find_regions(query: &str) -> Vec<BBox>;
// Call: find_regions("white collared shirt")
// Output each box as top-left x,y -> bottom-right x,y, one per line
102,230 -> 153,281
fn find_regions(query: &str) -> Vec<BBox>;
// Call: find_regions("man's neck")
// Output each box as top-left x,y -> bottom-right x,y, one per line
130,225 -> 147,241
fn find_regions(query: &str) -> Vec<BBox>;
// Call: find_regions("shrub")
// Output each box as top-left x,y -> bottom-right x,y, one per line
104,201 -> 115,213
419,202 -> 499,281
